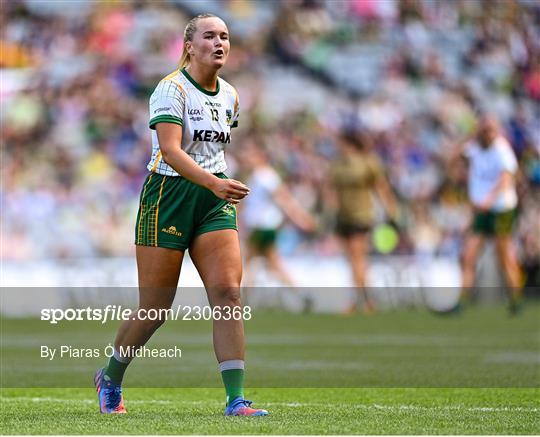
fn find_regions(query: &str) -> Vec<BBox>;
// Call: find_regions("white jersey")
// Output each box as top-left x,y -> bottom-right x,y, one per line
147,68 -> 239,176
464,136 -> 518,212
243,166 -> 284,229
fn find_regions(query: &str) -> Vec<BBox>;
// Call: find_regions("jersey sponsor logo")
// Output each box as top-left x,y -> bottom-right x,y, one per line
188,108 -> 204,122
154,107 -> 171,114
193,129 -> 231,143
205,101 -> 221,107
161,225 -> 183,237
226,109 -> 232,124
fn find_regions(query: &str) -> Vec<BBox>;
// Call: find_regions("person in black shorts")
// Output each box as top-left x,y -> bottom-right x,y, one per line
329,130 -> 398,314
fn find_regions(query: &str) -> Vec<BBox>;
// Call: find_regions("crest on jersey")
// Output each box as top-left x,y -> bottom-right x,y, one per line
226,109 -> 233,125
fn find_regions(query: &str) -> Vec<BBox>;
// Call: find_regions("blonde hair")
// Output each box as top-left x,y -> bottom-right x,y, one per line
179,13 -> 218,69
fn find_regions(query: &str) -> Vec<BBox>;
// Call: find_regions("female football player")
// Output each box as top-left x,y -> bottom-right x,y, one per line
329,129 -> 399,314
94,14 -> 268,417
457,115 -> 522,314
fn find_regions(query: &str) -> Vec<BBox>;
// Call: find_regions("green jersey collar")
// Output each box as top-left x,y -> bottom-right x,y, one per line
181,68 -> 220,96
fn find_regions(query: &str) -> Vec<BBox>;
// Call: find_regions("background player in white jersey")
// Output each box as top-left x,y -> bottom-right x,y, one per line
457,115 -> 522,313
241,145 -> 316,307
94,14 -> 268,416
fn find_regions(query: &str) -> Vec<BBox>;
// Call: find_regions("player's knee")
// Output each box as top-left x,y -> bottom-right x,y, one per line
496,242 -> 513,262
214,286 -> 242,305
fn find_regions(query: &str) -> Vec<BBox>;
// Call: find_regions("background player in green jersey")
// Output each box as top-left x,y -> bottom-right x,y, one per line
94,14 -> 268,417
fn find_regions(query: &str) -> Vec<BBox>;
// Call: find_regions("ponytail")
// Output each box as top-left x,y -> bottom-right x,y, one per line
179,47 -> 190,69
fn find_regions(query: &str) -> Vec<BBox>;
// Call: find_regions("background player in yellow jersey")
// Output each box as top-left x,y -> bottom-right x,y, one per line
329,129 -> 399,314
94,14 -> 268,417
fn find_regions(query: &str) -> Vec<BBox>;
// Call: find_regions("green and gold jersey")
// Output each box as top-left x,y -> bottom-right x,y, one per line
147,68 -> 239,176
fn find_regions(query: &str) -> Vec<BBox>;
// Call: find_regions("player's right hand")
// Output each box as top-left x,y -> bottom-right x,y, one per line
209,178 -> 250,204
298,216 -> 318,233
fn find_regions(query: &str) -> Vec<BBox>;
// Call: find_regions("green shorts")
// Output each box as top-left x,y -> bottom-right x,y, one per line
135,173 -> 237,251
249,228 -> 278,251
472,209 -> 516,236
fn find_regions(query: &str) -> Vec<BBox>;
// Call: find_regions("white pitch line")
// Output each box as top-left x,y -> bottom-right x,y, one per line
2,397 -> 538,413
265,402 -> 540,413
0,397 -> 175,405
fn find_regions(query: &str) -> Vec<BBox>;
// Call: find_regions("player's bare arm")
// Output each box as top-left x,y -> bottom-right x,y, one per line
156,122 -> 249,203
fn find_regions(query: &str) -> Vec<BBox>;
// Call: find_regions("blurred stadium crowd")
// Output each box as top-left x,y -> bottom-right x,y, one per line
1,0 -> 539,285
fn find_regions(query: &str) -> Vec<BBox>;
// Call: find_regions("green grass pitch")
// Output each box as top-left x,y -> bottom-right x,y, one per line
1,303 -> 539,434
2,387 -> 539,434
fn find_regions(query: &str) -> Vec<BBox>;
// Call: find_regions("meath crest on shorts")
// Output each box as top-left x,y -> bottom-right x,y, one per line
221,203 -> 236,217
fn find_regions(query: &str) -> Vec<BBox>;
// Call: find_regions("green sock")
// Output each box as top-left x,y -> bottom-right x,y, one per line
104,355 -> 130,384
221,368 -> 244,405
